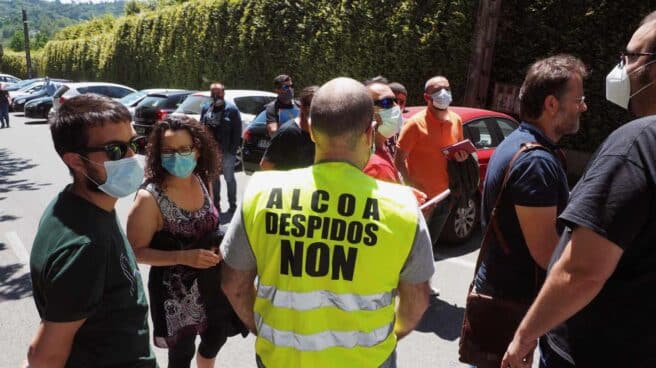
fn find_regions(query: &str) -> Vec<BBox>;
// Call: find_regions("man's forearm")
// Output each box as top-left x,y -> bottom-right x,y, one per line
514,259 -> 606,343
394,282 -> 429,340
225,285 -> 256,333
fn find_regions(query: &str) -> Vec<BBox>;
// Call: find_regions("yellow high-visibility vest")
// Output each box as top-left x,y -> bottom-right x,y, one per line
242,162 -> 419,368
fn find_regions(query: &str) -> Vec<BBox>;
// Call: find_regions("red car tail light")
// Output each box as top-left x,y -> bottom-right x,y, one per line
243,129 -> 252,142
156,110 -> 168,121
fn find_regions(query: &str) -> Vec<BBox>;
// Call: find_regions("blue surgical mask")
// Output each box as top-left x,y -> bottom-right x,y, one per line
80,155 -> 145,198
161,153 -> 197,178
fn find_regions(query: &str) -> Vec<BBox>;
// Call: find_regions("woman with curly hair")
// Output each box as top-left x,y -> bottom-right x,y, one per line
127,115 -> 245,368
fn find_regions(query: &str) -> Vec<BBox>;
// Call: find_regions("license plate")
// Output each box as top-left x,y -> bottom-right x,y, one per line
257,139 -> 270,148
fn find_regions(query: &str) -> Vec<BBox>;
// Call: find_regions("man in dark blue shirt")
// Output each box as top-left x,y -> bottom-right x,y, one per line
201,82 -> 242,213
503,17 -> 656,368
472,54 -> 588,367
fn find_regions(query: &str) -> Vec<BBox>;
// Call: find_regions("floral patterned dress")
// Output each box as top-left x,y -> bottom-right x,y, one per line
145,177 -> 220,348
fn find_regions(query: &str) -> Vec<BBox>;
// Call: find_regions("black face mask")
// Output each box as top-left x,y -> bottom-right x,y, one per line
212,98 -> 225,111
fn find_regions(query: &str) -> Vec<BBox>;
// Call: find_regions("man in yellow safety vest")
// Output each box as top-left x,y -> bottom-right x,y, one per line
220,77 -> 434,368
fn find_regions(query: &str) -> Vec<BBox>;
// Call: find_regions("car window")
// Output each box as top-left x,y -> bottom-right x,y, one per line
464,119 -> 496,149
249,110 -> 267,127
175,95 -> 210,115
119,91 -> 147,106
109,86 -> 135,98
233,96 -> 276,115
85,86 -> 107,95
138,96 -> 168,108
76,86 -> 89,94
166,94 -> 188,108
496,118 -> 518,139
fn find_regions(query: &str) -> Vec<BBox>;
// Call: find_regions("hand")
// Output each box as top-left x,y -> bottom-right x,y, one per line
453,150 -> 469,162
500,335 -> 537,368
410,187 -> 427,206
181,249 -> 221,269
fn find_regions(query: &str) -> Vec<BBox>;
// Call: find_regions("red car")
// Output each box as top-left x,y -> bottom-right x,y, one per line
402,106 -> 519,244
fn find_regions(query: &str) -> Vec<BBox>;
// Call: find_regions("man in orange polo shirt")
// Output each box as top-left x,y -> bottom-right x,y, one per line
395,75 -> 468,245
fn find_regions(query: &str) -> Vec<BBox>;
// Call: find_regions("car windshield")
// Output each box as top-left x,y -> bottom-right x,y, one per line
233,96 -> 276,115
174,95 -> 210,115
138,96 -> 168,108
15,79 -> 39,89
119,91 -> 147,106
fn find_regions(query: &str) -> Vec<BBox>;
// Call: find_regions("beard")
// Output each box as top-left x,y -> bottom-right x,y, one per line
81,160 -> 104,193
554,109 -> 580,138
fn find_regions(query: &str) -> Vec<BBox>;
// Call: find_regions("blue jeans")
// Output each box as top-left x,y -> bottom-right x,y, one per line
0,105 -> 9,127
213,152 -> 237,210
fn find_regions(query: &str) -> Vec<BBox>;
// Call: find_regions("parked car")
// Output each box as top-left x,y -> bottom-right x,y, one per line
240,106 -> 300,174
24,96 -> 53,119
402,106 -> 519,244
118,88 -> 180,118
171,89 -> 277,128
11,81 -> 65,112
242,105 -> 519,244
133,90 -> 194,136
49,82 -> 137,120
0,74 -> 20,84
171,89 -> 277,171
4,77 -> 41,92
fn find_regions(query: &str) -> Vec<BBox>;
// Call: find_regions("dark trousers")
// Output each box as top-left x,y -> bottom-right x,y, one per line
0,105 -> 9,128
167,330 -> 227,368
425,197 -> 453,246
213,152 -> 237,210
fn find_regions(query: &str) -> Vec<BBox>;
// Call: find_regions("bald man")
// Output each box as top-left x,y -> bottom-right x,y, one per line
395,76 -> 467,245
220,77 -> 434,368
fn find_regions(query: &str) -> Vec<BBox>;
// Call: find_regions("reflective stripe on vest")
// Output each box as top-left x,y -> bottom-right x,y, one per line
255,313 -> 393,351
257,284 -> 395,311
243,162 -> 418,367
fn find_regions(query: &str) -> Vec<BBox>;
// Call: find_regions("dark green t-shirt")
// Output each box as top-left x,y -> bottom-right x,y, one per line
30,187 -> 157,368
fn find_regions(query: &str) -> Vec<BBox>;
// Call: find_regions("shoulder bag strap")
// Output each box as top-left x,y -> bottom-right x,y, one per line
472,142 -> 547,274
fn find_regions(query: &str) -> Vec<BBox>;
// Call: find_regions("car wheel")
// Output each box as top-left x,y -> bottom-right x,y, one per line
438,196 -> 479,244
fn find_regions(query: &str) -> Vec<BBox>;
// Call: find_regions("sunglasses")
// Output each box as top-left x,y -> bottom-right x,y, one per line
620,51 -> 656,66
374,97 -> 397,109
281,84 -> 294,91
81,136 -> 147,161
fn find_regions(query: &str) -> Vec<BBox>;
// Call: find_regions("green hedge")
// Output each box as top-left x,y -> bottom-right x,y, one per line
492,1 -> 656,151
0,50 -> 42,78
37,0 -> 476,105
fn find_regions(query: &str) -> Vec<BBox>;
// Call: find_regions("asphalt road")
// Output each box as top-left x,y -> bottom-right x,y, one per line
0,112 -> 489,368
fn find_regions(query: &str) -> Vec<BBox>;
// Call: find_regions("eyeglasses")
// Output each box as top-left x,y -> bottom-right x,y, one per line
281,84 -> 294,91
161,145 -> 195,158
620,51 -> 656,65
374,97 -> 397,109
81,136 -> 147,161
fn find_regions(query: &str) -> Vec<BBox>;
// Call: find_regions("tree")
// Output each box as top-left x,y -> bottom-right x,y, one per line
124,0 -> 141,16
31,32 -> 49,50
9,29 -> 25,52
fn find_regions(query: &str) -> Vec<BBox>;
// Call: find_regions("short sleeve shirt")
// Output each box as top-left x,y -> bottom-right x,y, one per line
262,119 -> 315,170
397,108 -> 463,197
265,99 -> 300,126
551,115 -> 656,366
30,187 -> 156,368
363,145 -> 401,183
474,122 -> 569,300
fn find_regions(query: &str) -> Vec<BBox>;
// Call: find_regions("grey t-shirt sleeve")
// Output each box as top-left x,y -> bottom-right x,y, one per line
399,207 -> 435,283
220,204 -> 257,271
